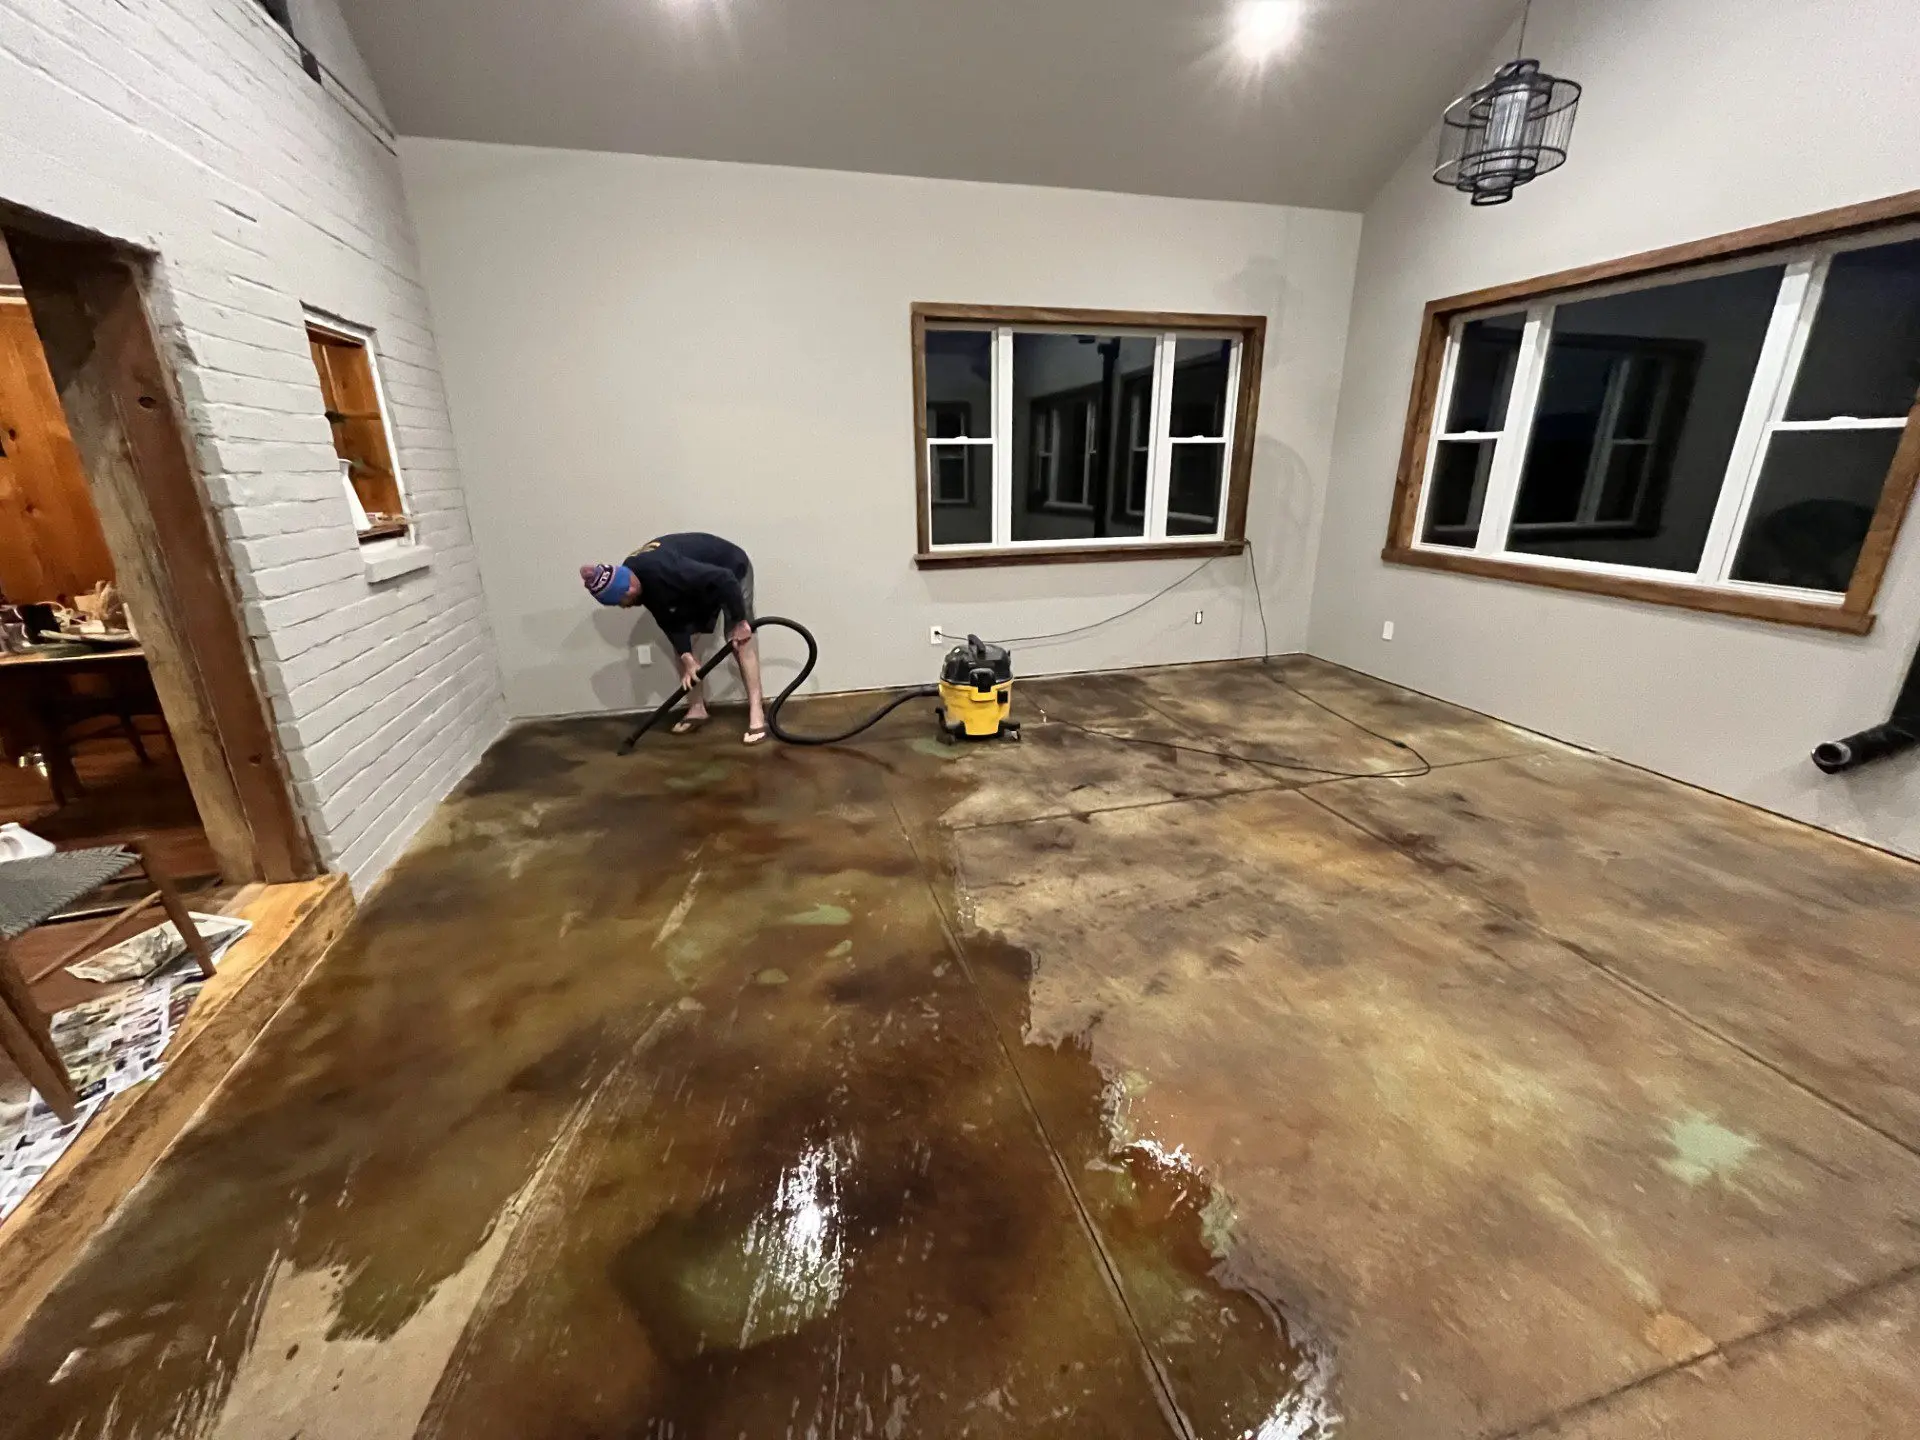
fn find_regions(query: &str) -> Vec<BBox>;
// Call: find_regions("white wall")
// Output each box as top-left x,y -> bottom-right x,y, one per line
1310,0 -> 1920,860
398,139 -> 1360,717
0,0 -> 506,889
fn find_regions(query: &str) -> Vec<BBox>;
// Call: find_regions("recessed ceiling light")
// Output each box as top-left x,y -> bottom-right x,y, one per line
1232,0 -> 1302,63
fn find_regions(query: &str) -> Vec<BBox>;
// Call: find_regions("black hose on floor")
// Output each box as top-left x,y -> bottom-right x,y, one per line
616,616 -> 937,754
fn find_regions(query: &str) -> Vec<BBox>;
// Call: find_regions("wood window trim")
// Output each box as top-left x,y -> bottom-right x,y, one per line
911,303 -> 1265,569
1382,188 -> 1920,635
305,319 -> 411,544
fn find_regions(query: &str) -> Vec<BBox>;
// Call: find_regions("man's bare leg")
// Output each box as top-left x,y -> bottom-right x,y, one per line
675,652 -> 709,729
731,626 -> 768,740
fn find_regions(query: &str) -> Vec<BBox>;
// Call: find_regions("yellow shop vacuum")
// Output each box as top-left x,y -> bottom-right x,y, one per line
935,634 -> 1020,744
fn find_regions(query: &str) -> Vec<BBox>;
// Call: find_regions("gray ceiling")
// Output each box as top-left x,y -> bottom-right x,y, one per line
336,0 -> 1519,210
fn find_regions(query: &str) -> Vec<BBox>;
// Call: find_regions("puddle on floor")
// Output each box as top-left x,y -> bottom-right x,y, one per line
0,712 -> 1334,1438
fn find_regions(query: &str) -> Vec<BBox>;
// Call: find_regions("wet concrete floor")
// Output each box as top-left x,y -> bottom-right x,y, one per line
1,656 -> 1918,1438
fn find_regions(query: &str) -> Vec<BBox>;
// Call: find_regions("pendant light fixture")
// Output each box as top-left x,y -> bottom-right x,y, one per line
1433,0 -> 1581,206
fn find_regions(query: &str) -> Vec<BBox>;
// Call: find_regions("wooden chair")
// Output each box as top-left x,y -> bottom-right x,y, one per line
0,842 -> 214,1121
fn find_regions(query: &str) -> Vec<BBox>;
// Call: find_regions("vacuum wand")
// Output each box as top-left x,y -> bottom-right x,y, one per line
615,643 -> 740,755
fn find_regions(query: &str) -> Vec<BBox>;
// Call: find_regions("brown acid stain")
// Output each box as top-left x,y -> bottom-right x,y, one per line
0,703 -> 1331,1438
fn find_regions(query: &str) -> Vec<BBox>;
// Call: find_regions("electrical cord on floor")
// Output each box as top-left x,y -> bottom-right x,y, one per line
1005,543 -> 1435,783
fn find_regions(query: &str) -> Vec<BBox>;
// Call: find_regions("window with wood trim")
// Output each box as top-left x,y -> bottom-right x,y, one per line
913,305 -> 1263,566
305,320 -> 410,543
1385,200 -> 1920,634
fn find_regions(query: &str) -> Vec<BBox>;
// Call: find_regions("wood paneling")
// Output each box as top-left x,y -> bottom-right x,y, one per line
12,231 -> 316,884
1382,190 -> 1920,631
910,303 -> 1265,564
307,325 -> 406,530
0,295 -> 115,603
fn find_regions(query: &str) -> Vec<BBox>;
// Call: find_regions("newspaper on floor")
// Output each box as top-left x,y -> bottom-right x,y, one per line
0,965 -> 211,1221
69,912 -> 252,984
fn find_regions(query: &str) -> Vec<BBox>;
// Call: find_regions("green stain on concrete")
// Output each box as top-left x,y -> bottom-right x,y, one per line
1660,1111 -> 1759,1188
828,940 -> 853,959
787,903 -> 851,927
666,937 -> 711,987
754,968 -> 790,987
665,762 -> 732,793
909,737 -> 963,761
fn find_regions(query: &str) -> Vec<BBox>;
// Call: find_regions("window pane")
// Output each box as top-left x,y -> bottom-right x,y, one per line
1507,264 -> 1783,572
1422,438 -> 1495,547
1169,339 -> 1232,438
1786,238 -> 1920,421
924,329 -> 992,438
928,444 -> 992,546
1011,332 -> 1151,541
1729,428 -> 1903,592
1444,312 -> 1525,433
1167,444 -> 1225,535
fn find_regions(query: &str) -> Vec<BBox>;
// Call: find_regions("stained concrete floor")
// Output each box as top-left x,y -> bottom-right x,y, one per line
2,656 -> 1919,1438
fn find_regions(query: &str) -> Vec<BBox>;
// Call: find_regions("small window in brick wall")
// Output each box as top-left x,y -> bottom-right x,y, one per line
306,321 -> 410,542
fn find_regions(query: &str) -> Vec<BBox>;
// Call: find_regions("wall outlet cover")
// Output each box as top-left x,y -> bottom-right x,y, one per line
1381,621 -> 1395,641
930,625 -> 944,645
634,642 -> 653,665
1193,610 -> 1204,625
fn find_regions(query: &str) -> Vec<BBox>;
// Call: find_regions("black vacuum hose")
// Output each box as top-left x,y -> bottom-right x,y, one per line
617,615 -> 936,754
755,616 -> 940,746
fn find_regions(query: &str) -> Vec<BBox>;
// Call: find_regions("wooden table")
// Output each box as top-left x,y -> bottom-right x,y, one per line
0,643 -> 147,805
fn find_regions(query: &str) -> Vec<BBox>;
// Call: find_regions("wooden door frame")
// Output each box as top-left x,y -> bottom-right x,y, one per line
2,218 -> 317,884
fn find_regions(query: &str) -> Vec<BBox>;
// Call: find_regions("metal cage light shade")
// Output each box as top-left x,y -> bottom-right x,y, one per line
1434,58 -> 1581,206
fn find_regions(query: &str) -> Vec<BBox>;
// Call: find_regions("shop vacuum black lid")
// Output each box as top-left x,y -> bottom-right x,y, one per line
941,634 -> 1012,689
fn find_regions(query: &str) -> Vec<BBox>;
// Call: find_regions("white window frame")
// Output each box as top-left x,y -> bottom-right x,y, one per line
1408,224 -> 1920,607
927,401 -> 978,506
924,324 -> 1241,553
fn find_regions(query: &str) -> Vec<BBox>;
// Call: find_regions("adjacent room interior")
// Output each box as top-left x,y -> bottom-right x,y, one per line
0,0 -> 1916,1436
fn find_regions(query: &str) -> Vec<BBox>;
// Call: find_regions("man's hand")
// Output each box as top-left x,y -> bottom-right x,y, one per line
678,652 -> 700,689
729,620 -> 755,648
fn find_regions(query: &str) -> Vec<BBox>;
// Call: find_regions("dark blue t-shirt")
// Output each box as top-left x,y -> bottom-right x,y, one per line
625,533 -> 750,656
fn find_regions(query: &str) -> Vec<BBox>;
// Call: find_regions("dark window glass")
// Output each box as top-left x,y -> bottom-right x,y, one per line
923,330 -> 992,437
1422,439 -> 1496,547
1167,446 -> 1225,535
1507,265 -> 1783,572
1012,333 -> 1151,542
1730,428 -> 1903,592
1444,312 -> 1525,433
1170,339 -> 1232,438
928,445 -> 992,546
1786,238 -> 1920,421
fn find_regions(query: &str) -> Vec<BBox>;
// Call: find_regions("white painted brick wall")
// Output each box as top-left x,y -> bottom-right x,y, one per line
0,0 -> 507,893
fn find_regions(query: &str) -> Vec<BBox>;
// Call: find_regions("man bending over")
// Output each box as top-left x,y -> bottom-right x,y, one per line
582,532 -> 768,745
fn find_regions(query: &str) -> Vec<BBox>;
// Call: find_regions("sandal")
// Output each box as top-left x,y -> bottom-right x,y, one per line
671,715 -> 710,735
742,726 -> 770,746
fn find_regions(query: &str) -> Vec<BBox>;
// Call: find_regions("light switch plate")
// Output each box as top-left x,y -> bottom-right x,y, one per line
634,643 -> 653,665
1381,621 -> 1395,641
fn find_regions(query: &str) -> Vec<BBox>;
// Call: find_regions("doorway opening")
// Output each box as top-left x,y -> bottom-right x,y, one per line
0,248 -> 214,890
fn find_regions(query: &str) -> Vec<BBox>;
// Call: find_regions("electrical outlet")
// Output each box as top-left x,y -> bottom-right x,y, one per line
633,642 -> 653,665
930,625 -> 944,645
1193,610 -> 1205,626
1381,621 -> 1395,641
